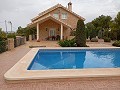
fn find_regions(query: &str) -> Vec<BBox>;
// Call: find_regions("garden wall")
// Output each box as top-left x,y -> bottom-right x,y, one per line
0,36 -> 26,53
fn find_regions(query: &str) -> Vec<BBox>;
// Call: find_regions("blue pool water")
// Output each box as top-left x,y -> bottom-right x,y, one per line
28,49 -> 120,70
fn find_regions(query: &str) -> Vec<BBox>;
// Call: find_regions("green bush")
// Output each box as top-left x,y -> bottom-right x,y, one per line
0,29 -> 7,41
112,40 -> 120,47
91,38 -> 98,42
7,34 -> 16,39
58,39 -> 76,47
0,37 -> 4,41
104,37 -> 111,42
0,41 -> 7,53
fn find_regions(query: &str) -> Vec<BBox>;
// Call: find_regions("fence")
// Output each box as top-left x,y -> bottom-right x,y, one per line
0,40 -> 8,53
14,36 -> 26,47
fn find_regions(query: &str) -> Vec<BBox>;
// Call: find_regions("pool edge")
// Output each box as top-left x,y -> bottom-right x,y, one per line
4,47 -> 120,81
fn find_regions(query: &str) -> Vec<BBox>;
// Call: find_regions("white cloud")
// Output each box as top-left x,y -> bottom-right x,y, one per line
0,0 -> 120,31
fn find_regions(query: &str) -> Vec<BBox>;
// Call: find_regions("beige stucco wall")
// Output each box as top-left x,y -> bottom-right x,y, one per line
39,19 -> 68,40
63,28 -> 71,40
49,8 -> 80,29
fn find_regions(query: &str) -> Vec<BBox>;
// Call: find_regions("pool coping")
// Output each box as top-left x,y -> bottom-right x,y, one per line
4,47 -> 120,81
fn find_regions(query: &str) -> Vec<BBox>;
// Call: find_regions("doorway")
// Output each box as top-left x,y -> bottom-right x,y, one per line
49,28 -> 56,36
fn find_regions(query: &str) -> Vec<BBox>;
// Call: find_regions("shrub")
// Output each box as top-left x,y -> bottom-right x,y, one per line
58,39 -> 76,47
0,41 -> 7,53
75,20 -> 86,47
112,40 -> 120,47
0,32 -> 7,41
7,33 -> 16,39
104,37 -> 111,42
91,38 -> 98,42
0,37 -> 4,41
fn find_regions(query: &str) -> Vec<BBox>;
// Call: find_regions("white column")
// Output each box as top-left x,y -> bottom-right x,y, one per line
61,23 -> 63,40
37,23 -> 40,41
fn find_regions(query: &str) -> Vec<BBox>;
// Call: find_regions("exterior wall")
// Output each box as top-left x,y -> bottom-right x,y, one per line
39,19 -> 69,40
49,8 -> 80,29
39,20 -> 60,40
63,27 -> 70,40
33,7 -> 81,29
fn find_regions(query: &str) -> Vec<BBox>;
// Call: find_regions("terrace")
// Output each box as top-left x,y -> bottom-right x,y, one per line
0,40 -> 120,90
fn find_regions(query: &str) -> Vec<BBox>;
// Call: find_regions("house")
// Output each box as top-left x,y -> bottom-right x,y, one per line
28,2 -> 85,41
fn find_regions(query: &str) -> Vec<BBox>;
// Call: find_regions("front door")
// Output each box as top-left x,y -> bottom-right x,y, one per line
49,28 -> 56,37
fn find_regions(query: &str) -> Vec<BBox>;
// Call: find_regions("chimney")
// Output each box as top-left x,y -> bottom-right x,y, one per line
68,2 -> 72,11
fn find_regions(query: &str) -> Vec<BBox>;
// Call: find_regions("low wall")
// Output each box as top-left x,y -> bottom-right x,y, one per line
15,36 -> 26,47
8,38 -> 14,50
0,36 -> 26,53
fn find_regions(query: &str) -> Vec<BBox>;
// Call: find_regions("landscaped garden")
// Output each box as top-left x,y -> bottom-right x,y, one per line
0,28 -> 26,53
58,12 -> 120,47
0,12 -> 120,52
0,29 -> 8,53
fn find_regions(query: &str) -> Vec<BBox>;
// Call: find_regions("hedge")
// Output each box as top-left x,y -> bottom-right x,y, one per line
0,41 -> 7,53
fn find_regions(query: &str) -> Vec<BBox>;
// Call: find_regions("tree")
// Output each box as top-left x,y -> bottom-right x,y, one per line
92,15 -> 112,38
115,12 -> 120,40
98,30 -> 103,39
85,27 -> 89,39
0,28 -> 6,41
109,12 -> 120,40
16,26 -> 37,41
75,20 -> 86,47
92,15 -> 112,30
86,22 -> 96,40
16,26 -> 25,36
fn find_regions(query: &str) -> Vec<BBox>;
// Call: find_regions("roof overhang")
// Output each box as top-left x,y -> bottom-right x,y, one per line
31,4 -> 85,22
28,15 -> 72,28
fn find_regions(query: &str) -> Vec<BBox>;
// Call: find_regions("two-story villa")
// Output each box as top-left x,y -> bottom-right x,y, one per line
28,2 -> 85,41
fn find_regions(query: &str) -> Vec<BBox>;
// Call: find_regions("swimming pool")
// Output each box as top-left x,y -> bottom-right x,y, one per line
4,48 -> 120,81
28,49 -> 120,70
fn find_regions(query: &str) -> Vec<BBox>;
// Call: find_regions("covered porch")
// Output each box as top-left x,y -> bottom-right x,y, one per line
28,15 -> 72,41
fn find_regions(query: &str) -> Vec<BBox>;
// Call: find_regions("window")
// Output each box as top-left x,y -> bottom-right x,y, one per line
53,13 -> 59,19
49,29 -> 56,36
61,13 -> 67,19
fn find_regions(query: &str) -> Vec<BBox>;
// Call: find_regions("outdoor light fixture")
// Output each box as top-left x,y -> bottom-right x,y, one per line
8,21 -> 12,33
46,28 -> 48,31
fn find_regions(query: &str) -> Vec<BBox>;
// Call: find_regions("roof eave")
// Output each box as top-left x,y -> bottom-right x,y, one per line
28,15 -> 72,28
31,3 -> 85,22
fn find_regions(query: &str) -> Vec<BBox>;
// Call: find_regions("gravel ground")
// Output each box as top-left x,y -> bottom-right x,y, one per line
0,41 -> 120,90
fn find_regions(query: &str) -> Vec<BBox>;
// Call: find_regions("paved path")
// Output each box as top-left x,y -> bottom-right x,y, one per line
0,42 -> 120,90
87,39 -> 114,47
27,39 -> 114,47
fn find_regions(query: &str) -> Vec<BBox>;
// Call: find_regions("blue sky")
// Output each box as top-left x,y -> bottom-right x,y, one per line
0,0 -> 120,31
